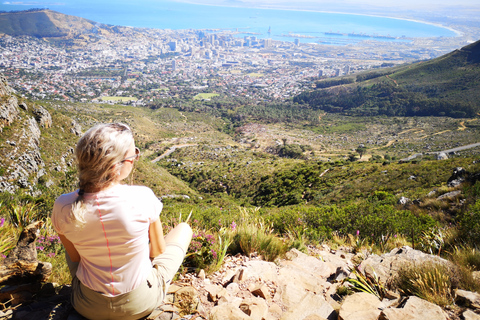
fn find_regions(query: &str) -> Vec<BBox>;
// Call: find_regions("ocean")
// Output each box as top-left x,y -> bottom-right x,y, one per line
1,0 -> 458,44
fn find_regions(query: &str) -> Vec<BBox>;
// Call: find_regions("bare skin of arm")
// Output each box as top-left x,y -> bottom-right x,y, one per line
149,218 -> 166,259
59,234 -> 80,263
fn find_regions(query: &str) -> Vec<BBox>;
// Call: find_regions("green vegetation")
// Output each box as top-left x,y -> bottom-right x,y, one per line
394,262 -> 455,307
294,40 -> 480,118
193,93 -> 219,100
100,96 -> 138,102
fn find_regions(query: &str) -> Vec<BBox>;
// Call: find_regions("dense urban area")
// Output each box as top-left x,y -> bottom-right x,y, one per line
0,24 -> 477,105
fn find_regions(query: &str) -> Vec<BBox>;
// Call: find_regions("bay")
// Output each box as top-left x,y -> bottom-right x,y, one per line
2,0 -> 458,44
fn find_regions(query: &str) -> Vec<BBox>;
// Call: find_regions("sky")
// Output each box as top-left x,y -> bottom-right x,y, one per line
1,0 -> 479,20
176,0 -> 480,15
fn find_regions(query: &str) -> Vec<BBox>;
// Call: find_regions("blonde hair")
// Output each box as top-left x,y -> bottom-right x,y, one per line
71,123 -> 134,226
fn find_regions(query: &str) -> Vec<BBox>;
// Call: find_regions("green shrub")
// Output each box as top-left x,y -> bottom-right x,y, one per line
458,199 -> 480,246
229,208 -> 288,261
394,262 -> 454,307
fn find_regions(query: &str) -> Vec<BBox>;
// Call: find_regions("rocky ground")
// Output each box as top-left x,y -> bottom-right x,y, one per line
1,244 -> 480,320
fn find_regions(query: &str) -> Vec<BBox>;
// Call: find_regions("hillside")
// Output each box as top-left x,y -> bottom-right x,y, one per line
294,39 -> 480,118
0,73 -> 198,202
0,9 -> 114,38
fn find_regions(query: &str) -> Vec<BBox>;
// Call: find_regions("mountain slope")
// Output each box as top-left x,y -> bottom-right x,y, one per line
294,39 -> 480,118
0,72 -> 198,199
0,9 -> 112,38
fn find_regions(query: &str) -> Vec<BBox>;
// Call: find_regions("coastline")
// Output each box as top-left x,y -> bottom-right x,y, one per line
171,0 -> 462,37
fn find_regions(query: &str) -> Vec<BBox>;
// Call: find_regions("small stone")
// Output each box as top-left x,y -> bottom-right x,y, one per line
463,309 -> 480,320
249,283 -> 271,302
226,282 -> 240,295
197,269 -> 206,280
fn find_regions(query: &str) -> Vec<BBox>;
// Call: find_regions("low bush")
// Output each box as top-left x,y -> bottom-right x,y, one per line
393,262 -> 454,307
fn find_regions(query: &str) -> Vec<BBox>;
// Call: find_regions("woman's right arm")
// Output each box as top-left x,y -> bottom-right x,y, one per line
59,234 -> 80,262
149,218 -> 166,259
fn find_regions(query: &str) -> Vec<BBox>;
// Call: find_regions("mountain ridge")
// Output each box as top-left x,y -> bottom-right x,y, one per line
294,38 -> 480,118
0,9 -> 114,38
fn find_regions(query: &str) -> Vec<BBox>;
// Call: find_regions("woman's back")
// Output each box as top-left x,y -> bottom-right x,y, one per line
52,184 -> 162,296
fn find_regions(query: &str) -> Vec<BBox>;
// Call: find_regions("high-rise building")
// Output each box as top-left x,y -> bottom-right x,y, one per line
168,41 -> 177,51
264,38 -> 272,48
294,38 -> 300,46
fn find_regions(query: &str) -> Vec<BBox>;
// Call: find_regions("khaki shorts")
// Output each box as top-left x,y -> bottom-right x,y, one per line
69,243 -> 186,320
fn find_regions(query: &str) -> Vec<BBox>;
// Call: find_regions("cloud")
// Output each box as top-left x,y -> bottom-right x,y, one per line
2,1 -> 65,5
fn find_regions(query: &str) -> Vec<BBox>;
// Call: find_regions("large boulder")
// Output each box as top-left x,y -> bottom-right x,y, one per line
447,167 -> 467,187
359,246 -> 452,285
379,296 -> 447,320
0,74 -> 19,128
280,291 -> 336,320
338,292 -> 381,320
455,289 -> 480,309
32,105 -> 52,128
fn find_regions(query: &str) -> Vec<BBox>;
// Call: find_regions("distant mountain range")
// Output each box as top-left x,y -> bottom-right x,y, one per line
294,39 -> 480,118
0,9 -> 114,38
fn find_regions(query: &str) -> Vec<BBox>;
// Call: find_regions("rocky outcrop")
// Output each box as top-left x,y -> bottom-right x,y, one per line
32,105 -> 52,128
379,296 -> 448,320
0,74 -> 19,129
0,73 -> 75,195
2,245 -> 480,320
359,246 -> 452,285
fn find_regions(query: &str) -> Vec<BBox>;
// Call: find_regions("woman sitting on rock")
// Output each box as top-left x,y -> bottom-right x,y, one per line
52,123 -> 192,320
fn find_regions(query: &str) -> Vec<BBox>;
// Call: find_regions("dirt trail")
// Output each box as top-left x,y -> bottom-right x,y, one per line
386,75 -> 398,86
151,144 -> 197,163
458,119 -> 479,131
398,128 -> 424,135
432,130 -> 451,136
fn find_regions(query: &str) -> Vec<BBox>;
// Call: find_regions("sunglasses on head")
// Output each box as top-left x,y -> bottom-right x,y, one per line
122,147 -> 140,163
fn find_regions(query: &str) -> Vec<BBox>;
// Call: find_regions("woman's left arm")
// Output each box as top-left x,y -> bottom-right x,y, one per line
59,234 -> 80,262
149,218 -> 166,259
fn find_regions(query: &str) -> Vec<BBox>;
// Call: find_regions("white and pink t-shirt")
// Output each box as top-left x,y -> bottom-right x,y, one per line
52,184 -> 162,296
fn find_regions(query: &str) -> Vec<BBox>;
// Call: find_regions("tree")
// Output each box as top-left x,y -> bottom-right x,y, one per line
356,145 -> 367,159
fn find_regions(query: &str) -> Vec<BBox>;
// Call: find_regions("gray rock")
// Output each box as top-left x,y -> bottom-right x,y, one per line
32,105 -> 52,128
210,303 -> 250,320
239,297 -> 268,320
0,94 -> 19,127
398,197 -> 410,205
338,292 -> 381,320
18,101 -> 28,111
359,246 -> 452,284
281,291 -> 336,320
437,190 -> 461,200
447,167 -> 467,187
436,152 -> 448,160
27,117 -> 41,145
455,289 -> 480,309
463,309 -> 480,320
70,120 -> 83,136
379,296 -> 447,320
17,177 -> 29,188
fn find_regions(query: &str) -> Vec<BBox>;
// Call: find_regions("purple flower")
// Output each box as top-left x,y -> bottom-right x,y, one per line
0,217 -> 4,228
1,254 -> 6,259
36,246 -> 44,251
230,221 -> 237,231
356,230 -> 360,236
47,253 -> 56,258
211,249 -> 217,260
